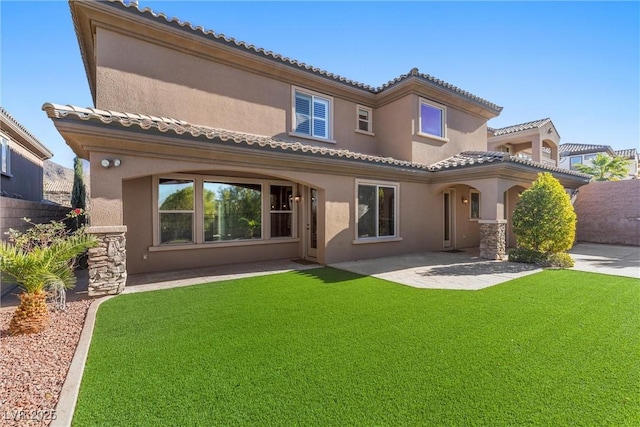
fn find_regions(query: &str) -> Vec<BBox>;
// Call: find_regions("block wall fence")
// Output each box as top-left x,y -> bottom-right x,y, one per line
573,180 -> 640,246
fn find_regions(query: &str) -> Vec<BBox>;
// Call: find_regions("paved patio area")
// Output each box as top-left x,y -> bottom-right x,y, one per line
569,243 -> 639,279
330,249 -> 542,290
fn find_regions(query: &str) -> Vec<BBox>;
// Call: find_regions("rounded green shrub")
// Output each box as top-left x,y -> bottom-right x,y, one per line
512,172 -> 577,253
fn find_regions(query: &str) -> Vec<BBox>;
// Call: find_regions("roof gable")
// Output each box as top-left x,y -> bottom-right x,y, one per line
0,107 -> 53,159
71,0 -> 502,116
487,118 -> 554,137
559,143 -> 616,157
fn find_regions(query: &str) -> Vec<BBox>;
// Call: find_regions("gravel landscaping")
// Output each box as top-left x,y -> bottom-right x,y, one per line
0,299 -> 91,426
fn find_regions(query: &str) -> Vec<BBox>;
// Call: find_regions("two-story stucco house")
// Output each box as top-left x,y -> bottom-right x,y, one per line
43,0 -> 590,296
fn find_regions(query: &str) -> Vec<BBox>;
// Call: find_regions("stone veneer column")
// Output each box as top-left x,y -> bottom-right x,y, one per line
86,226 -> 127,296
478,220 -> 507,260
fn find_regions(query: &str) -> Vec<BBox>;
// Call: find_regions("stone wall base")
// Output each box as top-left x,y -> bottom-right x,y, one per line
86,226 -> 127,296
479,220 -> 507,260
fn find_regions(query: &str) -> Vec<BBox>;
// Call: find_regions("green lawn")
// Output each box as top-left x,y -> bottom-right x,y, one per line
73,269 -> 639,426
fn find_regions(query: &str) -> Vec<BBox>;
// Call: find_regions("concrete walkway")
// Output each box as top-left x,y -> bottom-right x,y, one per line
330,243 -> 639,289
331,249 -> 542,290
569,243 -> 639,279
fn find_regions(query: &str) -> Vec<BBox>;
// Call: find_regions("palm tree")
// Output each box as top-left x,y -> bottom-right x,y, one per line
574,153 -> 629,181
0,233 -> 97,335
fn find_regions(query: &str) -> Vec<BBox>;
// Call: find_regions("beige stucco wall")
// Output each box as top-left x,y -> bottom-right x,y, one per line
103,148 -> 447,274
411,97 -> 487,164
95,28 -> 379,157
375,94 -> 413,161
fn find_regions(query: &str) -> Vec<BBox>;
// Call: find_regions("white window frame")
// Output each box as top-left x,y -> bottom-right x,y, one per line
355,105 -> 374,136
290,86 -> 335,143
469,190 -> 481,220
151,175 -> 298,250
417,98 -> 448,141
269,184 -> 295,239
354,179 -> 401,244
1,134 -> 11,176
157,177 -> 196,246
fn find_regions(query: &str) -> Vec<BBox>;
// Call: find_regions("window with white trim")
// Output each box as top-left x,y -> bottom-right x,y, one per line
418,98 -> 446,139
158,178 -> 195,244
293,87 -> 332,140
470,190 -> 480,220
356,105 -> 373,134
270,185 -> 293,238
156,176 -> 296,247
1,136 -> 11,176
357,181 -> 398,239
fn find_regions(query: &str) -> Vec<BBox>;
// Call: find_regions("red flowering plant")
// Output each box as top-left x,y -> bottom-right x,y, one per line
0,209 -> 97,334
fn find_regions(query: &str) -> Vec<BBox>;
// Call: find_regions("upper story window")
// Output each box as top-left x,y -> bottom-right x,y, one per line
418,98 -> 446,139
292,87 -> 332,141
356,105 -> 373,135
569,156 -> 582,170
1,136 -> 11,176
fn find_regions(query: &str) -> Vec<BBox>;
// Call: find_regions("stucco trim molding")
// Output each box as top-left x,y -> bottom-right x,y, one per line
478,220 -> 508,224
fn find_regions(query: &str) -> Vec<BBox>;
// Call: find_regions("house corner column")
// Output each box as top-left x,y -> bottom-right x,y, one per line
478,220 -> 507,260
86,225 -> 127,296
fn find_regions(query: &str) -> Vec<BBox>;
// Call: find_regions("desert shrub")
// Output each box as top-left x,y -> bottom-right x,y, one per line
512,172 -> 576,253
508,248 -> 574,269
542,252 -> 575,268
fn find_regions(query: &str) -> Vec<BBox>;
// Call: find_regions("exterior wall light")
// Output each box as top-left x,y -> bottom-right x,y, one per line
293,195 -> 302,203
100,158 -> 122,168
461,196 -> 469,204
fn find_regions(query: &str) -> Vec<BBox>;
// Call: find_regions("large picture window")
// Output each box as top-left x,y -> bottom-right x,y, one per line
155,176 -> 296,248
158,179 -> 194,244
419,99 -> 446,139
357,182 -> 397,239
204,182 -> 262,242
293,87 -> 332,140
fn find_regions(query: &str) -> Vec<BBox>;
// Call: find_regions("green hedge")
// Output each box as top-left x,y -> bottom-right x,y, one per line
508,248 -> 574,268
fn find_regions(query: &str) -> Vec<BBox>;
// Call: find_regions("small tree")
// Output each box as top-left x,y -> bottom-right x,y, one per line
574,153 -> 629,181
0,209 -> 97,335
71,156 -> 87,211
512,172 -> 576,254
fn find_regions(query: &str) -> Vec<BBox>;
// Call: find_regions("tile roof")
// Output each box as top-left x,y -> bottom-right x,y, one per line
430,151 -> 592,179
0,107 -> 53,158
43,103 -> 591,182
487,118 -> 552,136
558,143 -> 615,156
42,103 -> 431,171
614,148 -> 638,159
98,0 -> 502,114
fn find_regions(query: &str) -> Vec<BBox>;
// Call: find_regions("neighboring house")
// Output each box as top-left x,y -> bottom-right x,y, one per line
43,0 -> 591,295
0,107 -> 53,201
559,143 -> 639,178
614,148 -> 639,178
487,118 -> 560,167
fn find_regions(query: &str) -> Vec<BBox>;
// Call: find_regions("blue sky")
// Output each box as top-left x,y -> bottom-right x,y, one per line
1,1 -> 638,169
